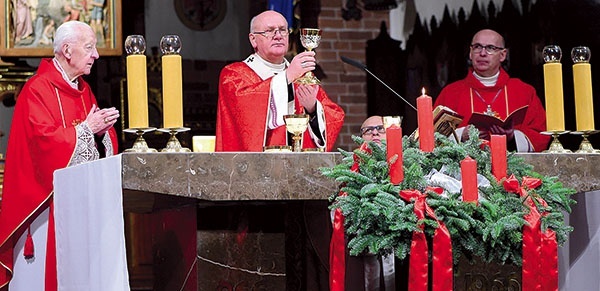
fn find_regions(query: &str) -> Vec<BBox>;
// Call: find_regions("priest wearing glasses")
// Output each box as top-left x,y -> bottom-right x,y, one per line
434,29 -> 549,152
215,10 -> 345,152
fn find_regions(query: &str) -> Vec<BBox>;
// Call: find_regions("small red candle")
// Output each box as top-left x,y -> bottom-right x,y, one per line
417,88 -> 434,152
461,156 -> 478,204
386,124 -> 403,184
491,134 -> 507,181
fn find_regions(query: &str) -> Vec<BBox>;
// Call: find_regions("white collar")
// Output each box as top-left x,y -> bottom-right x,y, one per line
472,70 -> 499,87
244,53 -> 289,80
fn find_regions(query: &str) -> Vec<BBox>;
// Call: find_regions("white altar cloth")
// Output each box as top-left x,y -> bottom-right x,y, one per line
53,155 -> 130,291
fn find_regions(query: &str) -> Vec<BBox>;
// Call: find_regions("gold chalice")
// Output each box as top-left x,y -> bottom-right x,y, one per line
284,114 -> 310,152
295,28 -> 322,85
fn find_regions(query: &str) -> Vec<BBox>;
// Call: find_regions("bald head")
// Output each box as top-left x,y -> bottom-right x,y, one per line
469,29 -> 507,77
471,29 -> 505,48
250,10 -> 287,33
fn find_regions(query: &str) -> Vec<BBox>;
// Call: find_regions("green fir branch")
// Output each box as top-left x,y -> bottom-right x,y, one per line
321,128 -> 576,266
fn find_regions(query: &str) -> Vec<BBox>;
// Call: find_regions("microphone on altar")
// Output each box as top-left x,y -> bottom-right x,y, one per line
340,56 -> 417,111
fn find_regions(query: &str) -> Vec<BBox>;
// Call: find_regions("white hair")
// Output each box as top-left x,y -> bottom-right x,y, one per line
53,21 -> 92,55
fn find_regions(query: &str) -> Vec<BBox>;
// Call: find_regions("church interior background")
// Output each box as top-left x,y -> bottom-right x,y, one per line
1,0 -> 600,154
2,0 -> 600,289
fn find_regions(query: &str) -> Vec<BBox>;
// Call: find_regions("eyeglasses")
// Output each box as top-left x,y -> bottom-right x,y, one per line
360,125 -> 386,136
252,28 -> 290,38
470,43 -> 505,55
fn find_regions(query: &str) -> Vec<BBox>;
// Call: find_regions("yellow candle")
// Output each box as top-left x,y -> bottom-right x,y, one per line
162,54 -> 183,129
126,55 -> 149,128
573,63 -> 595,131
543,63 -> 565,131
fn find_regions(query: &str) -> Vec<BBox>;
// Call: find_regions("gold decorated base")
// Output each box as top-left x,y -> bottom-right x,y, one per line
123,128 -> 158,153
158,127 -> 191,152
263,145 -> 293,153
572,130 -> 600,154
302,148 -> 324,152
542,131 -> 571,153
295,72 -> 320,85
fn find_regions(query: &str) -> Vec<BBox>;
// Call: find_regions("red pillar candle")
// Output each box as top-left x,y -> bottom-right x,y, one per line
461,156 -> 478,204
490,134 -> 507,181
417,89 -> 434,152
386,123 -> 403,184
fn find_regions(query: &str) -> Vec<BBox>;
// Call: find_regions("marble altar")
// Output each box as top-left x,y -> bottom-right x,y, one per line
121,153 -> 600,200
119,152 -> 600,290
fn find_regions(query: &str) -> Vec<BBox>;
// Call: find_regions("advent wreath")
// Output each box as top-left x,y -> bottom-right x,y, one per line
321,128 -> 576,269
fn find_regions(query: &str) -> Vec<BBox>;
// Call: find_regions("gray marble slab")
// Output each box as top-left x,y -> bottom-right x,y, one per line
121,152 -> 600,201
122,152 -> 341,200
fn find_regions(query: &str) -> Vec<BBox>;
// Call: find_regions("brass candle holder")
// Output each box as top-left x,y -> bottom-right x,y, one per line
159,127 -> 191,152
573,130 -> 600,153
284,114 -> 309,152
123,128 -> 158,153
542,131 -> 571,153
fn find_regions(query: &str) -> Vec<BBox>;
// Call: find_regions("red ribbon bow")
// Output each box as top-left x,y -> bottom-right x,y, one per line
399,188 -> 453,291
503,174 -> 557,291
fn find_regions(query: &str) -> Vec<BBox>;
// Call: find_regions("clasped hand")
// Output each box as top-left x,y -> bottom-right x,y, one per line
86,104 -> 119,135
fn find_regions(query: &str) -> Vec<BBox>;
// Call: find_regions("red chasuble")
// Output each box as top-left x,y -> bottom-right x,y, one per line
0,59 -> 118,289
215,61 -> 345,152
434,68 -> 550,152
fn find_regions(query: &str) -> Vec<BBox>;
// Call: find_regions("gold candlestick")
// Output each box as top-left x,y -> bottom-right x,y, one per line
284,114 -> 309,152
159,127 -> 191,152
542,131 -> 571,153
123,128 -> 158,153
574,130 -> 600,153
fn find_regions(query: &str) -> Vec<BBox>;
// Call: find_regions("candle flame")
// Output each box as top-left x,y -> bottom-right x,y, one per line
421,87 -> 426,96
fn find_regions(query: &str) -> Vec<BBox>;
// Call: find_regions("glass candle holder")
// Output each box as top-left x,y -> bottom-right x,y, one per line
125,35 -> 146,55
160,35 -> 182,55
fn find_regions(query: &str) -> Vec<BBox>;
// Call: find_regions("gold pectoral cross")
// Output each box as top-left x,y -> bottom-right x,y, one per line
485,105 -> 500,118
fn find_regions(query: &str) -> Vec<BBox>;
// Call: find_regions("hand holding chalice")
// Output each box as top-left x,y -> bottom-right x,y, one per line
295,28 -> 322,85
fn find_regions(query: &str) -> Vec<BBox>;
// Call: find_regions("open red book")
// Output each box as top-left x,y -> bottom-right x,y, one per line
468,105 -> 528,130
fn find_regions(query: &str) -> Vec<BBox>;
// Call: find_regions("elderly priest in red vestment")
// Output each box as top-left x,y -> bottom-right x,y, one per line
0,21 -> 119,291
216,10 -> 345,152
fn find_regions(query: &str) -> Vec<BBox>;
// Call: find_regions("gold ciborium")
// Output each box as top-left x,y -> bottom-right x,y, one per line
284,114 -> 309,152
295,28 -> 322,85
